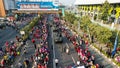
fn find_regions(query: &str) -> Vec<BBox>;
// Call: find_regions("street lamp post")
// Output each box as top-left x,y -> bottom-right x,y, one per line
87,26 -> 91,43
78,21 -> 80,32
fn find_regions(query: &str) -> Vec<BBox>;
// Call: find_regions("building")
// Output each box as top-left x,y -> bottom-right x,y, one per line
0,0 -> 6,17
74,0 -> 120,23
13,0 -> 61,14
3,0 -> 16,16
4,0 -> 16,10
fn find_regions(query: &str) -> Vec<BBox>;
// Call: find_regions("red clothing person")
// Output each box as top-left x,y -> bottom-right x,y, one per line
5,41 -> 9,47
44,56 -> 49,62
32,38 -> 35,44
1,59 -> 5,67
96,64 -> 99,68
37,64 -> 42,68
85,40 -> 88,47
73,41 -> 76,47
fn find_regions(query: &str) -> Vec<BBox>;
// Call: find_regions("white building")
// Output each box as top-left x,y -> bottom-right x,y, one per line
74,0 -> 120,23
74,0 -> 120,5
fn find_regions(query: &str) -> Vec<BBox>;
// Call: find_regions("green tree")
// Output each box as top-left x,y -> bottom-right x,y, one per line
73,20 -> 78,26
80,16 -> 91,32
64,12 -> 77,24
97,27 -> 112,43
80,16 -> 113,43
100,0 -> 111,21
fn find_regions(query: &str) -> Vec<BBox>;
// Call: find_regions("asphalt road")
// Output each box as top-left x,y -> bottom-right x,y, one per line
0,27 -> 18,47
47,20 -> 53,68
0,17 -> 35,67
69,27 -> 118,68
54,35 -> 79,68
52,26 -> 79,68
1,14 -> 118,68
54,22 -> 118,68
12,16 -> 54,68
13,39 -> 35,68
0,18 -> 32,48
88,45 -> 118,68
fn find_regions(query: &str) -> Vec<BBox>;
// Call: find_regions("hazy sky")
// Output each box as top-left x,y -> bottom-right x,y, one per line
59,0 -> 75,6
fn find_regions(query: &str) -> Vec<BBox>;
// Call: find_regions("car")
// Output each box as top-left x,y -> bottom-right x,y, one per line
54,36 -> 63,43
54,33 -> 63,43
0,23 -> 6,29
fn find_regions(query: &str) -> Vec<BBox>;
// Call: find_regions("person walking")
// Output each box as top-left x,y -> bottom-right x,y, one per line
66,47 -> 69,55
30,55 -> 34,62
18,62 -> 23,68
1,59 -> 5,67
32,38 -> 35,44
55,58 -> 59,66
24,59 -> 29,68
34,44 -> 37,49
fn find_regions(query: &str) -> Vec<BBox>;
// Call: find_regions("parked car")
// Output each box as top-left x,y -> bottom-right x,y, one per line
54,32 -> 63,43
0,23 -> 6,29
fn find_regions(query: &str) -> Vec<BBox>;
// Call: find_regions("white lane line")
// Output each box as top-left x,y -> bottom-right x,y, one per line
51,27 -> 56,68
71,55 -> 76,64
66,43 -> 69,48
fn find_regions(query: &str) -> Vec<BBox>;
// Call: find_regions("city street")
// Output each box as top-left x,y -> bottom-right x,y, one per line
0,14 -> 119,68
10,15 -> 54,68
0,18 -> 33,48
54,36 -> 79,67
0,0 -> 120,68
65,25 -> 119,68
0,16 -> 36,67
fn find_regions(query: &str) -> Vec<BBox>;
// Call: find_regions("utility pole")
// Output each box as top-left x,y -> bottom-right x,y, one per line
87,26 -> 91,43
78,20 -> 80,32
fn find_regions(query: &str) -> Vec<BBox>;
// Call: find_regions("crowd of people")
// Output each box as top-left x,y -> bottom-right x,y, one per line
0,40 -> 21,67
60,20 -> 104,68
0,16 -> 34,68
31,16 -> 49,68
0,14 -> 107,68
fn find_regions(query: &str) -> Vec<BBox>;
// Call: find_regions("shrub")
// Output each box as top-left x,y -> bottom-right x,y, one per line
21,17 -> 40,40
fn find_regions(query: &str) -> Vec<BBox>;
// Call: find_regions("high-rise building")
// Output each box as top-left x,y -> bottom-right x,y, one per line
4,0 -> 16,10
0,0 -> 6,17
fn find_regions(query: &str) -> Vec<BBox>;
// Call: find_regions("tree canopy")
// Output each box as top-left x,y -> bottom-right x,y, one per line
64,12 -> 77,24
100,0 -> 111,21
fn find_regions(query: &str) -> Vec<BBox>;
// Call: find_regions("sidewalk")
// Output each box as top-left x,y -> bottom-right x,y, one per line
91,20 -> 120,31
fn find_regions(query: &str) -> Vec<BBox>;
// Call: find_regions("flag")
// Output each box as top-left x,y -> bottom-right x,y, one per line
111,31 -> 119,57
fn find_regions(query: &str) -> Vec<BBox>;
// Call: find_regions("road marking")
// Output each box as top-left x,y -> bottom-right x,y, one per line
71,55 -> 76,64
66,43 -> 69,48
51,27 -> 56,68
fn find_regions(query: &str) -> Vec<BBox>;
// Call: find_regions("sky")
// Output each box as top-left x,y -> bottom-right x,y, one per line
59,0 -> 76,6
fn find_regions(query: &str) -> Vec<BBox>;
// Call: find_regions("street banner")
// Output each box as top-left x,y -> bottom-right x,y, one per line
111,31 -> 119,57
16,1 -> 59,11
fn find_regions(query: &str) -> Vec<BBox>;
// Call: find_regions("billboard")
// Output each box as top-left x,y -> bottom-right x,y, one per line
16,2 -> 59,10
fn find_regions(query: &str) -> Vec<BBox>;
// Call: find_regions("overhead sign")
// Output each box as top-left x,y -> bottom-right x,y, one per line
16,2 -> 59,11
20,4 -> 40,9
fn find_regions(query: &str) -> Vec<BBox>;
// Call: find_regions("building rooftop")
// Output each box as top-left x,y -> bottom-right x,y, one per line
74,0 -> 120,5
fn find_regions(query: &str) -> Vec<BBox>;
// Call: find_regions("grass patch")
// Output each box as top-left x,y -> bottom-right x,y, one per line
21,17 -> 40,40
